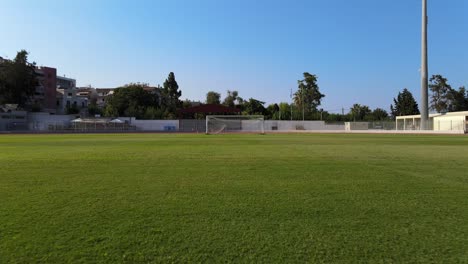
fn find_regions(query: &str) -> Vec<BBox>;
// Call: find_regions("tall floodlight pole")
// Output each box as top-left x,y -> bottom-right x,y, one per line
421,0 -> 429,130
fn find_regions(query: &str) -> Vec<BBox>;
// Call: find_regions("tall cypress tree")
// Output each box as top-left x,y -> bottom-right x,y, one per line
162,72 -> 182,116
390,88 -> 420,118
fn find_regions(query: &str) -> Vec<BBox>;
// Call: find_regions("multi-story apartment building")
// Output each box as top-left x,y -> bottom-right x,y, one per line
1,57 -> 88,114
57,76 -> 76,90
35,67 -> 57,112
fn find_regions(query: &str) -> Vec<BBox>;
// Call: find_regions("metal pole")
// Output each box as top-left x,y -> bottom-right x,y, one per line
421,0 -> 429,130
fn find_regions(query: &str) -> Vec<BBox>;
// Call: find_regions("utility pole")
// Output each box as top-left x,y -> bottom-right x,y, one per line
420,0 -> 429,130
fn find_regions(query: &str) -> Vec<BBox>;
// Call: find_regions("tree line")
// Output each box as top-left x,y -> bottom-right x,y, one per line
1,50 -> 467,121
98,72 -> 182,120
200,73 -> 467,122
0,50 -> 38,109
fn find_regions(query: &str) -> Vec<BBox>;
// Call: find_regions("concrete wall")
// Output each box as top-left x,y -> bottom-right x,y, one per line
0,111 -> 28,131
128,120 -> 344,132
259,121 -> 344,131
126,118 -> 179,131
28,112 -> 76,131
1,114 -> 374,133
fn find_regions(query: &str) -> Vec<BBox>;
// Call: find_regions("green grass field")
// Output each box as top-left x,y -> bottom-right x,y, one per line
0,133 -> 467,263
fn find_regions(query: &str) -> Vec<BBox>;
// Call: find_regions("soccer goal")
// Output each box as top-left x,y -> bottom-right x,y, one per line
206,115 -> 265,134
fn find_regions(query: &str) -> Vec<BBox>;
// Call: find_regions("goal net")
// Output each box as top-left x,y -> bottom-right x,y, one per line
206,115 -> 265,134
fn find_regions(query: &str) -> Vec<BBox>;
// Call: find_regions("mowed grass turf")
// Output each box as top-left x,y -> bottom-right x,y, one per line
0,133 -> 467,263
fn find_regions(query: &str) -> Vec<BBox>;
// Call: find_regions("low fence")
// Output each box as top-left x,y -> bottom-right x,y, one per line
264,121 -> 345,131
0,114 -> 466,133
127,119 -> 178,132
346,122 -> 397,131
179,120 -> 206,133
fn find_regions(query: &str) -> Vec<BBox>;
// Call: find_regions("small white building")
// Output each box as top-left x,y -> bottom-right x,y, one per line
56,88 -> 88,114
396,111 -> 468,132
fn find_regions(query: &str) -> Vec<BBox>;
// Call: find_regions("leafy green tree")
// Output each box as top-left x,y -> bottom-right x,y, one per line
66,105 -> 80,115
266,103 -> 280,119
104,83 -> 159,118
242,98 -> 266,115
390,88 -> 420,118
324,113 -> 352,122
0,50 -> 38,107
223,90 -> 243,108
143,106 -> 164,119
124,103 -> 146,118
278,102 -> 291,120
448,86 -> 468,112
429,75 -> 452,113
349,104 -> 371,121
162,72 -> 182,115
206,91 -> 221,104
294,73 -> 325,114
371,108 -> 389,121
87,103 -> 102,116
104,105 -> 119,117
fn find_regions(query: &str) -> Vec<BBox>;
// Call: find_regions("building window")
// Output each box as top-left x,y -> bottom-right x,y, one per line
66,101 -> 70,107
56,100 -> 60,106
68,93 -> 72,96
82,102 -> 85,108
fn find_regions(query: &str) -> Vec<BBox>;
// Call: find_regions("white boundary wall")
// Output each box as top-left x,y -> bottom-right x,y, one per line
6,113 -> 465,134
122,118 -> 179,131
264,120 -> 345,131
28,113 -> 76,131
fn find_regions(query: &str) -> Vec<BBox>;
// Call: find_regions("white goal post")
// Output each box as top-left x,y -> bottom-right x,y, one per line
206,115 -> 265,134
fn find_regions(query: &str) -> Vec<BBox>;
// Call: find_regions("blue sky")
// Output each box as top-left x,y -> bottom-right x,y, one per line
1,0 -> 467,113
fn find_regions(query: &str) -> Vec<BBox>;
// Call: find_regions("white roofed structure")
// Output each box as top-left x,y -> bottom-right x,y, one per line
396,111 -> 468,132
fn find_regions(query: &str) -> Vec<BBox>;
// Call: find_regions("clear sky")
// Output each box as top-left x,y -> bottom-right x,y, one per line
1,0 -> 467,113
